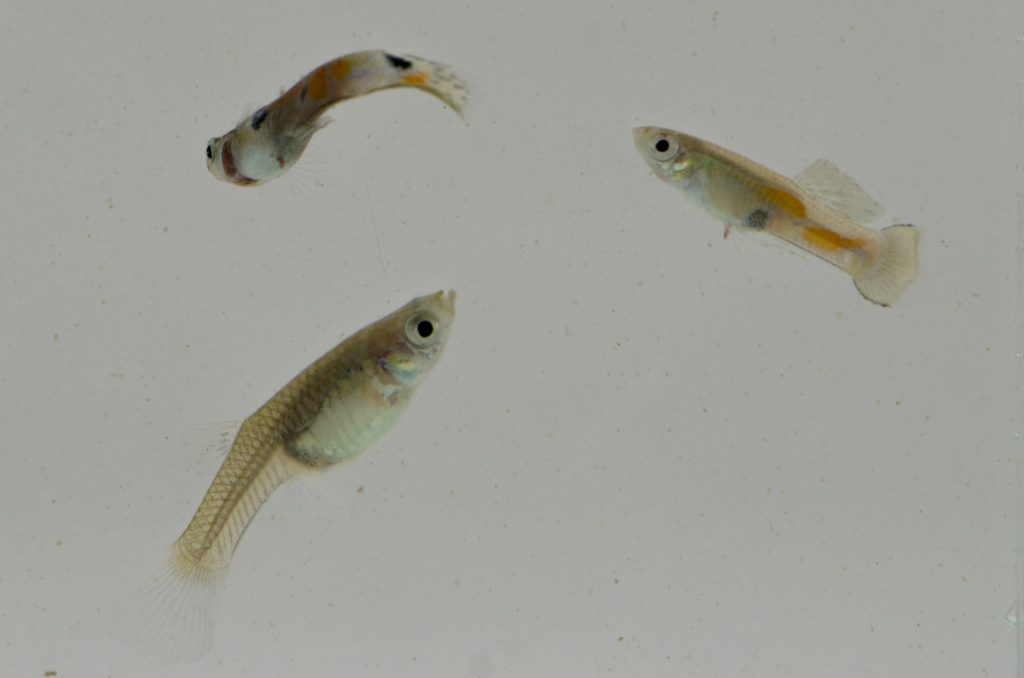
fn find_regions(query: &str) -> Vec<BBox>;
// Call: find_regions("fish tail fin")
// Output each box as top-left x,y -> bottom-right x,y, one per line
118,539 -> 228,665
853,224 -> 919,306
387,53 -> 470,118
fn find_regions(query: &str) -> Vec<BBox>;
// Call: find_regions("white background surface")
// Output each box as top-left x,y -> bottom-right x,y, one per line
0,1 -> 1017,676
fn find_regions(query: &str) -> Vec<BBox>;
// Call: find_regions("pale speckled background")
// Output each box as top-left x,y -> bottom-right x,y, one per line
0,1 -> 1018,676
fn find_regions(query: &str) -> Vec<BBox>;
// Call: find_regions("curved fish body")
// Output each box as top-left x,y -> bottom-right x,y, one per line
176,290 -> 455,578
206,50 -> 469,186
633,127 -> 918,306
144,291 -> 455,660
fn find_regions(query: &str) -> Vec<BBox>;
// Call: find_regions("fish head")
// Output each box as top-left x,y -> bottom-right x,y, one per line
378,290 -> 457,387
632,126 -> 700,187
206,134 -> 229,181
205,131 -> 261,186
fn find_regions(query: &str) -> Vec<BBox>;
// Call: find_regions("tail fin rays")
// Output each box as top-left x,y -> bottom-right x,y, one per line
393,54 -> 470,118
117,544 -> 227,665
853,224 -> 919,306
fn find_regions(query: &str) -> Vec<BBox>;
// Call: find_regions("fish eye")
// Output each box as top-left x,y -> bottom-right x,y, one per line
650,135 -> 679,160
206,137 -> 220,161
406,314 -> 440,347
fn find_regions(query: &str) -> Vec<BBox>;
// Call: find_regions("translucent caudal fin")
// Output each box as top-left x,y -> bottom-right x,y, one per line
117,540 -> 228,665
393,54 -> 470,118
853,224 -> 919,306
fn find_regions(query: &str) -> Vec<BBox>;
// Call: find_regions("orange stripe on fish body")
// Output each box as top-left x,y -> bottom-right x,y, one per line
760,187 -> 807,219
401,73 -> 430,87
329,58 -> 352,80
308,67 -> 329,99
802,226 -> 865,252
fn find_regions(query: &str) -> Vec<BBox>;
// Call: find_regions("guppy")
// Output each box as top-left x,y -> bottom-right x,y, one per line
176,290 -> 454,578
146,292 -> 455,659
633,127 -> 919,306
206,50 -> 469,186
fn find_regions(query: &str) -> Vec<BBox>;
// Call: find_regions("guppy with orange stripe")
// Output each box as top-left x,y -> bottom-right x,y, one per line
633,127 -> 919,306
206,50 -> 468,186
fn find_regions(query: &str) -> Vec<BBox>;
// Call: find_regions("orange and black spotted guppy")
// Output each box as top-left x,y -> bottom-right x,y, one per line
205,50 -> 469,186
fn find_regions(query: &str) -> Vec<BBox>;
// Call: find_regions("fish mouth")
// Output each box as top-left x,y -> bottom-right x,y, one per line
432,290 -> 457,335
632,126 -> 656,149
425,289 -> 457,317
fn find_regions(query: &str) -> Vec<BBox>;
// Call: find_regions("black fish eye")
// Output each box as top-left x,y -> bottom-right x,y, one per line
417,320 -> 434,338
654,138 -> 671,153
206,144 -> 213,159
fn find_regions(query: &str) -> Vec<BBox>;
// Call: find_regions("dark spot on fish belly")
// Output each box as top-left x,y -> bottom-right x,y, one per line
300,84 -> 308,101
746,208 -> 770,229
251,108 -> 268,130
386,54 -> 413,70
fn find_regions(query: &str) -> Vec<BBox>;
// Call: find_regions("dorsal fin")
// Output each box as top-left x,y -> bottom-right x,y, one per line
795,159 -> 883,222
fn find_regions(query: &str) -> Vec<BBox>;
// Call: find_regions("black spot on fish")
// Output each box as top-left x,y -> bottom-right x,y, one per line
251,108 -> 268,130
746,208 -> 770,230
386,54 -> 413,70
300,84 -> 308,101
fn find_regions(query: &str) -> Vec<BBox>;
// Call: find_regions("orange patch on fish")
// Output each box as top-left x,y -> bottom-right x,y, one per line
401,73 -> 429,87
308,68 -> 329,99
803,226 -> 865,252
760,187 -> 807,218
330,58 -> 352,80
